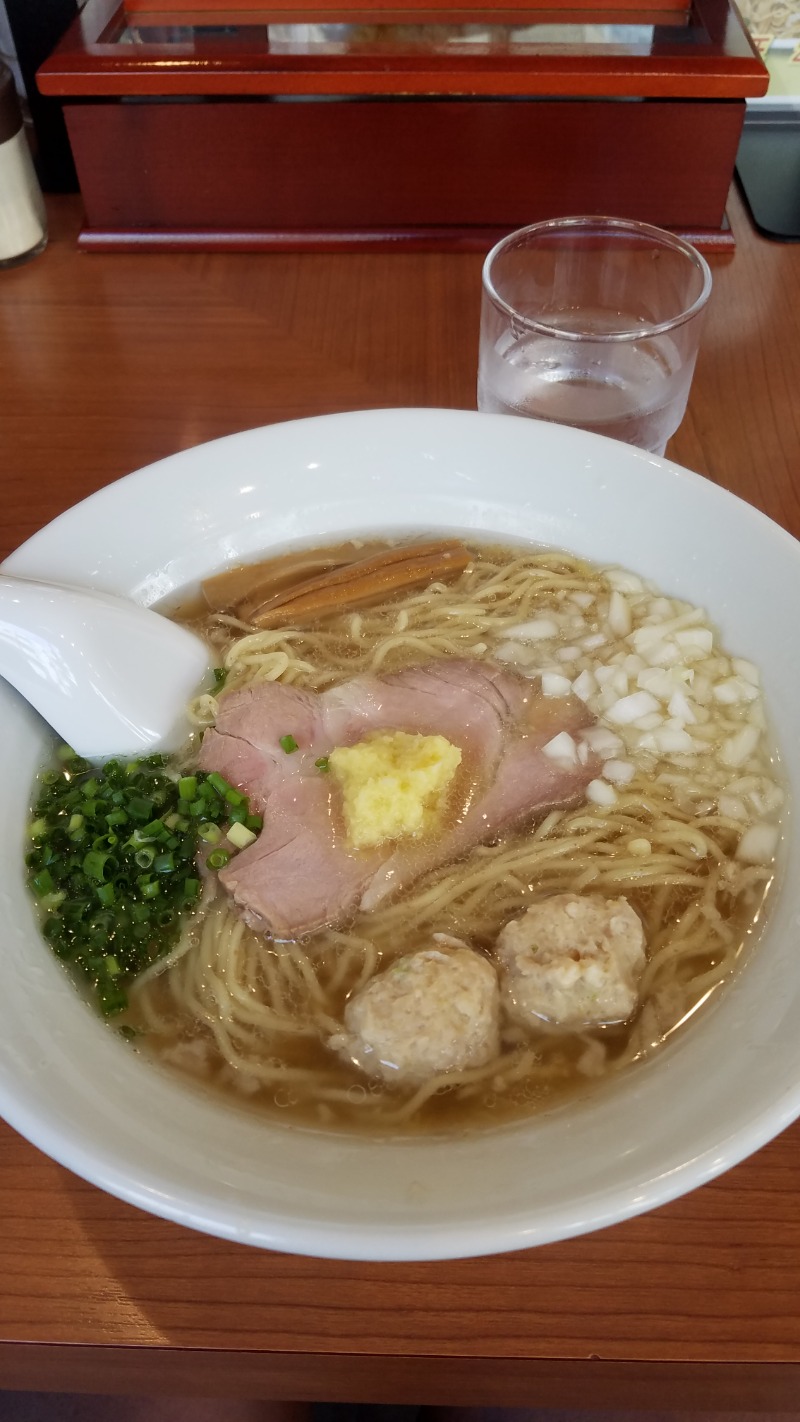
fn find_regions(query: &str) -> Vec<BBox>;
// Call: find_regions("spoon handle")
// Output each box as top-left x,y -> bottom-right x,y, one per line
0,574 -> 212,759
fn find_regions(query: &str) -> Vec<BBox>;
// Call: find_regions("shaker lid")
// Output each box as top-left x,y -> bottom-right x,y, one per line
0,61 -> 23,145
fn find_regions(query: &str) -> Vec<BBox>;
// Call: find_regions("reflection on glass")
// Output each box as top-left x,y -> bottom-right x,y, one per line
116,20 -> 660,53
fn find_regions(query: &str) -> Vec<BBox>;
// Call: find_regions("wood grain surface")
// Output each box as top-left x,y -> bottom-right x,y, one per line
1,188 -> 800,1404
63,98 -> 744,241
39,0 -> 767,99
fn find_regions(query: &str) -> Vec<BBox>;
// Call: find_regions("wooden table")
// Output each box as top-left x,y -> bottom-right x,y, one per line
1,189 -> 800,1409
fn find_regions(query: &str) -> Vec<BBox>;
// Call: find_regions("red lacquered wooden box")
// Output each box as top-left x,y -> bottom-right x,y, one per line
37,0 -> 767,251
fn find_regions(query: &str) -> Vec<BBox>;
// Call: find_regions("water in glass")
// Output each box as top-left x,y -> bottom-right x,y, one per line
478,312 -> 686,457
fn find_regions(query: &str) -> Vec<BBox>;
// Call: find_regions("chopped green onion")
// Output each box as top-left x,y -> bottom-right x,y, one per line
27,752 -> 258,1019
314,756 -> 330,773
40,890 -> 65,913
206,772 -> 230,798
127,795 -> 155,822
82,850 -> 110,882
213,666 -> 227,689
227,822 -> 257,850
279,734 -> 299,754
207,848 -> 230,870
97,986 -> 127,1017
32,868 -> 55,897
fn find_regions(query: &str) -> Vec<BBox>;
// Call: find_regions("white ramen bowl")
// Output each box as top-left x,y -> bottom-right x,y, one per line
1,408 -> 798,1261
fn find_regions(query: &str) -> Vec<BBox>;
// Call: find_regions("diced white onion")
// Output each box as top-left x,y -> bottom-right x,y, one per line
631,624 -> 668,651
581,726 -> 624,755
647,597 -> 674,620
572,669 -> 597,702
506,617 -> 560,641
735,822 -> 780,864
598,686 -> 620,713
674,628 -> 714,652
622,653 -> 646,676
667,689 -> 697,723
634,711 -> 664,730
542,731 -> 579,765
605,568 -> 644,594
692,673 -> 712,704
606,690 -> 661,725
642,641 -> 680,668
726,774 -> 760,793
608,589 -> 633,637
637,667 -> 676,700
713,676 -> 760,705
718,794 -> 747,820
638,726 -> 695,755
720,724 -> 761,768
732,657 -> 760,686
602,758 -> 635,785
586,778 -> 617,806
516,571 -> 772,829
542,672 -> 572,697
494,640 -> 535,665
756,782 -> 784,814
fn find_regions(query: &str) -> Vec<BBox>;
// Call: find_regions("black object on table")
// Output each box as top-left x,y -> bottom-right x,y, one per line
736,108 -> 800,241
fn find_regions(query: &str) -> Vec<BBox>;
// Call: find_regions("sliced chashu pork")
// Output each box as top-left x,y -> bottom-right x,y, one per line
198,659 -> 596,939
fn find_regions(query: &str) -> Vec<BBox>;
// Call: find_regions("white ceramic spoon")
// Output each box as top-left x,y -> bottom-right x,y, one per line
0,574 -> 213,759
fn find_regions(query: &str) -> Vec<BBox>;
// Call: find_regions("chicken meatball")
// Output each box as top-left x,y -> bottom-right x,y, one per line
495,892 -> 645,1029
329,946 -> 500,1084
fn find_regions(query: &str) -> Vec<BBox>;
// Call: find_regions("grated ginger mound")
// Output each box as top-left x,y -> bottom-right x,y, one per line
329,730 -> 462,850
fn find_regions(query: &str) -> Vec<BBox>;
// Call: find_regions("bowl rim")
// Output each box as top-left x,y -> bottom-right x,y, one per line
2,406 -> 799,1262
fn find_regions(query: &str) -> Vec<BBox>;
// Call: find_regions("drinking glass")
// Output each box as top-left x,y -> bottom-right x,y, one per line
478,216 -> 712,456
